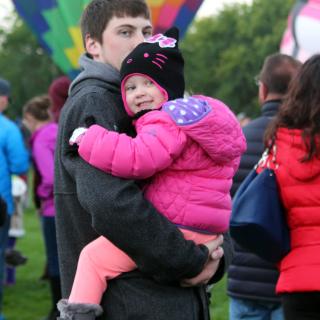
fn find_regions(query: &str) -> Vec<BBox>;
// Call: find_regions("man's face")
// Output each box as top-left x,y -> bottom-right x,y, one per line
0,96 -> 9,113
87,16 -> 152,71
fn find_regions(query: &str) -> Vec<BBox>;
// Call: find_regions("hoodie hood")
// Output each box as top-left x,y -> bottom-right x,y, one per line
277,128 -> 320,181
69,54 -> 121,95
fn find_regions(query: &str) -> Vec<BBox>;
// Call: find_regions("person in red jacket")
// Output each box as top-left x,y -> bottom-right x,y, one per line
264,54 -> 320,320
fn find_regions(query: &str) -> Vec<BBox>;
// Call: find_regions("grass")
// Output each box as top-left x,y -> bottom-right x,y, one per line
210,277 -> 230,320
3,206 -> 51,320
3,205 -> 229,320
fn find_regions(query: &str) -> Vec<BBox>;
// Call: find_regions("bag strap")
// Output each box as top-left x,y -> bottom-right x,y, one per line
256,144 -> 279,170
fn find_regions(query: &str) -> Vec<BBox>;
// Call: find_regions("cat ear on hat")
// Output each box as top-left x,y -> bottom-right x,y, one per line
164,27 -> 180,42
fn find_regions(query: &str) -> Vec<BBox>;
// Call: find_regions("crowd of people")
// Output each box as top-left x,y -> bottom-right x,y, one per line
0,1 -> 319,320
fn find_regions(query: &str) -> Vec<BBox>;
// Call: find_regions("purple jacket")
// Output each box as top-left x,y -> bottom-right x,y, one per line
30,122 -> 58,216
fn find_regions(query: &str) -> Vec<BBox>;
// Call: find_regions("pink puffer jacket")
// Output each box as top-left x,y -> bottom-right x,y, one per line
78,95 -> 246,234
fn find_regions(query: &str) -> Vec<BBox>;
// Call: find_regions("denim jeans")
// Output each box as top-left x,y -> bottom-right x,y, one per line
41,216 -> 60,277
0,215 -> 10,314
229,297 -> 284,320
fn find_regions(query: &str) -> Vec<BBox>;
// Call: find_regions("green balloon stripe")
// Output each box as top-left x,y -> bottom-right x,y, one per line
57,0 -> 84,26
42,7 -> 78,73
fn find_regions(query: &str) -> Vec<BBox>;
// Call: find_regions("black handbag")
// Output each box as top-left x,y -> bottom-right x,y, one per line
230,148 -> 290,263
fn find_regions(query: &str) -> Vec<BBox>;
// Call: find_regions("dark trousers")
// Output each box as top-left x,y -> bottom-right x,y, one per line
41,216 -> 60,277
282,292 -> 320,320
41,216 -> 61,317
0,215 -> 10,314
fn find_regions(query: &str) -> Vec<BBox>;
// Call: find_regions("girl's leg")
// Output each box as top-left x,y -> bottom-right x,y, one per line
69,236 -> 136,304
5,236 -> 16,286
180,228 -> 217,244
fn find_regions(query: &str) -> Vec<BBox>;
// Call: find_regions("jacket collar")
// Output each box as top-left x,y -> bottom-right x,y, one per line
261,99 -> 281,117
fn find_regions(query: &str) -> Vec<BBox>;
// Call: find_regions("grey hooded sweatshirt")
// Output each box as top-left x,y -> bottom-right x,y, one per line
54,54 -> 232,320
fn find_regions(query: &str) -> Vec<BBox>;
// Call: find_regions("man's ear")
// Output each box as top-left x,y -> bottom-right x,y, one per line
0,96 -> 8,112
85,34 -> 101,58
259,82 -> 268,103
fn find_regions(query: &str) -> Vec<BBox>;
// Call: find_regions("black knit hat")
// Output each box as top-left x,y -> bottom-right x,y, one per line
120,27 -> 185,116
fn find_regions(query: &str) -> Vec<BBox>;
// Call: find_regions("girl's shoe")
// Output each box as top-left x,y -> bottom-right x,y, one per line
57,299 -> 103,320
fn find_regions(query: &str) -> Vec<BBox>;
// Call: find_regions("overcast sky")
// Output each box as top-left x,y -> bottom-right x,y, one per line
0,0 -> 253,29
197,0 -> 252,17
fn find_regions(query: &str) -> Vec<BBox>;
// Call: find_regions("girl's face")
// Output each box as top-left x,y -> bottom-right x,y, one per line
22,113 -> 37,133
124,75 -> 166,114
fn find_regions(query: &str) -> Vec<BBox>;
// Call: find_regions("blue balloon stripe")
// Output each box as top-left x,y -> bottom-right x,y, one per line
174,5 -> 195,38
68,69 -> 80,80
12,0 -> 40,16
13,0 -> 50,35
37,0 -> 57,10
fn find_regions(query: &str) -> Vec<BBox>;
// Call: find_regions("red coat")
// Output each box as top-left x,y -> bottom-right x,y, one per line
270,128 -> 320,293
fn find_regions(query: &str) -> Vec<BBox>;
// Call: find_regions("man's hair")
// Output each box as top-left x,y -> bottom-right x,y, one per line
258,53 -> 302,95
81,0 -> 150,45
0,78 -> 11,97
23,95 -> 52,121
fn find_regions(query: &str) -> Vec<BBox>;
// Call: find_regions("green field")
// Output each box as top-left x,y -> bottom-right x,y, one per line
3,207 -> 229,320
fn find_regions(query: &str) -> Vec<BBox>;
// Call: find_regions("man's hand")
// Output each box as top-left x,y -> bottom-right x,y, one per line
180,235 -> 224,287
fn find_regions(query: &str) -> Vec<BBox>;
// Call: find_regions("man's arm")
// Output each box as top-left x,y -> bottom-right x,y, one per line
5,123 -> 29,175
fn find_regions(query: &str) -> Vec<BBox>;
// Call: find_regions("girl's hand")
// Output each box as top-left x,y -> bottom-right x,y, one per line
69,127 -> 88,146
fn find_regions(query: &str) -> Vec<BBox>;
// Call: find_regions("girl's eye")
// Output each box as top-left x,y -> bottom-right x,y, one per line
146,80 -> 154,86
126,85 -> 135,91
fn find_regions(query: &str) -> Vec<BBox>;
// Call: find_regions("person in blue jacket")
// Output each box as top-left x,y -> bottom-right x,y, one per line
0,77 -> 29,320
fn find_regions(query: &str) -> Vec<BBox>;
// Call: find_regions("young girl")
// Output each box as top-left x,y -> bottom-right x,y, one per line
58,28 -> 246,319
22,95 -> 62,320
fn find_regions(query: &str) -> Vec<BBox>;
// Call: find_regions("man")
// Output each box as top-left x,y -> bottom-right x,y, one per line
0,77 -> 29,320
54,1 -> 232,319
228,54 -> 302,320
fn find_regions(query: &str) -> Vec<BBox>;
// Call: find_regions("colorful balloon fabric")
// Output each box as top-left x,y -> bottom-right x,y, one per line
280,0 -> 320,62
12,0 -> 204,78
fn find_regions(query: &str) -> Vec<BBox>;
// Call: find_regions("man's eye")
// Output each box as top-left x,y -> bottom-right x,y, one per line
120,30 -> 131,37
143,30 -> 152,39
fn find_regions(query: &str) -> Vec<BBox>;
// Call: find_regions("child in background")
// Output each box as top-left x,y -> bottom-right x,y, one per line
58,27 -> 246,319
22,95 -> 61,320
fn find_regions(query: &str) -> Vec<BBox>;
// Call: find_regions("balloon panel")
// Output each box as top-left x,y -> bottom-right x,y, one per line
280,0 -> 320,62
12,0 -> 204,78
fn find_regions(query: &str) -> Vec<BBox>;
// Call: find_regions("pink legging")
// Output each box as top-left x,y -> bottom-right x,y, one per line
69,229 -> 217,304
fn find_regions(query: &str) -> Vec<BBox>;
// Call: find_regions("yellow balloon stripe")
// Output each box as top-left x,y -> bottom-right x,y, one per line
146,0 -> 166,5
65,27 -> 85,68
